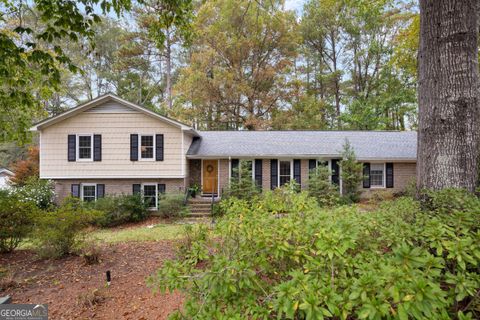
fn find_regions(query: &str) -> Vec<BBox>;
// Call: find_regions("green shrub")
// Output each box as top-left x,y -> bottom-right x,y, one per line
90,194 -> 150,227
422,188 -> 480,215
157,193 -> 189,218
307,165 -> 340,207
223,160 -> 261,200
12,177 -> 54,209
339,139 -> 363,203
120,193 -> 150,222
0,191 -> 38,253
175,224 -> 211,265
34,197 -> 101,258
149,190 -> 480,319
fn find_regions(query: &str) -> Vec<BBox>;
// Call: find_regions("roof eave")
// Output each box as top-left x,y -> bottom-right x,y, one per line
186,154 -> 416,161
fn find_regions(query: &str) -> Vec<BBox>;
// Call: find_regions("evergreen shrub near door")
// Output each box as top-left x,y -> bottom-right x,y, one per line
149,189 -> 480,319
307,165 -> 340,207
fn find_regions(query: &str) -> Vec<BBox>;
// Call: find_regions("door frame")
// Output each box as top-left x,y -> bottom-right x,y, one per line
201,159 -> 220,195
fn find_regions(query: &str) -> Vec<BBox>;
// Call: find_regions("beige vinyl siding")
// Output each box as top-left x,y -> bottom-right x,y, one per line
40,111 -> 187,178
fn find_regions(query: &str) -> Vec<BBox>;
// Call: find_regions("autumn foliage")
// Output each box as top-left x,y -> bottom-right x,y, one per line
10,146 -> 39,186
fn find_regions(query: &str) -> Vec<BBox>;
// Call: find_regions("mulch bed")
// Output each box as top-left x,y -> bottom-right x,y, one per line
0,241 -> 184,319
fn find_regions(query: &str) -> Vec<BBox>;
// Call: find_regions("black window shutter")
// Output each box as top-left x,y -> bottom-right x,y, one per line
133,184 -> 141,195
331,159 -> 340,185
231,159 -> 239,179
96,184 -> 105,198
270,159 -> 278,189
71,184 -> 80,197
293,159 -> 301,185
130,134 -> 139,161
386,163 -> 394,188
68,135 -> 76,161
93,134 -> 102,161
309,159 -> 317,172
156,134 -> 164,161
254,159 -> 262,188
158,184 -> 166,194
363,163 -> 371,188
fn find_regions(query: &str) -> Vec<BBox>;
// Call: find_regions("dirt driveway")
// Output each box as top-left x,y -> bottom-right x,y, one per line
0,241 -> 183,319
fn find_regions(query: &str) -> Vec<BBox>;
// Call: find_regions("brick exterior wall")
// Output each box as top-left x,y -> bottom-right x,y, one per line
218,159 -> 229,196
262,159 -> 271,190
188,159 -> 201,187
54,178 -> 185,203
300,159 -> 309,189
360,162 -> 416,198
186,159 -> 416,199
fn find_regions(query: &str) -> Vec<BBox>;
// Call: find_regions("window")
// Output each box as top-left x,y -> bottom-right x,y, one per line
81,184 -> 96,202
143,184 -> 157,209
279,160 -> 291,185
77,135 -> 92,160
370,163 -> 385,187
140,135 -> 154,159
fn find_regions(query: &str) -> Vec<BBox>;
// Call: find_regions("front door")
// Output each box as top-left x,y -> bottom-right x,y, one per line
202,160 -> 218,194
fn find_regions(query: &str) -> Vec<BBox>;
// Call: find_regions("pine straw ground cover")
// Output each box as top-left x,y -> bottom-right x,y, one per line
0,217 -> 205,319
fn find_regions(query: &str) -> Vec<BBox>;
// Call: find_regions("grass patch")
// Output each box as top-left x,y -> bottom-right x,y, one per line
89,223 -> 190,243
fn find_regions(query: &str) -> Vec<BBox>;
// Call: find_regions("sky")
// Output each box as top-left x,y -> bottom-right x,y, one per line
284,0 -> 306,14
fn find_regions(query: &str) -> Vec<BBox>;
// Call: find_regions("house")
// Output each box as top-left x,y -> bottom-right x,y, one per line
31,94 -> 417,207
0,168 -> 14,189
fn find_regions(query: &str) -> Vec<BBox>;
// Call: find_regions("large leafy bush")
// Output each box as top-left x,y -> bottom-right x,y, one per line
12,177 -> 55,209
157,193 -> 189,218
0,191 -> 38,253
91,194 -> 150,227
34,197 -> 101,258
149,189 -> 480,319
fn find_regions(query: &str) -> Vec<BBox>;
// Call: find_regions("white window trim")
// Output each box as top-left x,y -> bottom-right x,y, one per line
278,159 -> 293,186
142,183 -> 158,209
370,163 -> 386,189
76,134 -> 93,161
138,134 -> 156,161
80,183 -> 97,202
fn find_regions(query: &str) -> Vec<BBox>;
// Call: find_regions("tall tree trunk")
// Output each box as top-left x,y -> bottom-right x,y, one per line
330,31 -> 341,128
165,28 -> 173,109
417,0 -> 480,192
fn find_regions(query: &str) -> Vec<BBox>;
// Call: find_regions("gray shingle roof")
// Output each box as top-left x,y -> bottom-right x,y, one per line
187,131 -> 417,160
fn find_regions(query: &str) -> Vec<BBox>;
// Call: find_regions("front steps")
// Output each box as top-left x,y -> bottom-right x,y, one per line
187,196 -> 219,217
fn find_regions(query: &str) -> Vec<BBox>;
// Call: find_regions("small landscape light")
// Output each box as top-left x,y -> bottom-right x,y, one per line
106,270 -> 111,286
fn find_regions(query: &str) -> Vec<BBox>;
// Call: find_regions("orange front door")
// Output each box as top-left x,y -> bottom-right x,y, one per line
202,160 -> 218,194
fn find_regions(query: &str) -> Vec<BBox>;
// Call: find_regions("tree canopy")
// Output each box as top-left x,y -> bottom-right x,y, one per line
1,0 -> 421,142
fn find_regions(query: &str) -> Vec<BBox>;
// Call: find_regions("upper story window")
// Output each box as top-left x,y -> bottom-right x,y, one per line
370,163 -> 385,187
140,135 -> 154,159
77,135 -> 93,160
